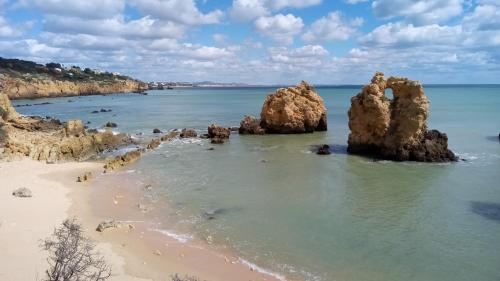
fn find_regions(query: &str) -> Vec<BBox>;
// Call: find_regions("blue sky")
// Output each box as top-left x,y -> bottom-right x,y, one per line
0,0 -> 499,84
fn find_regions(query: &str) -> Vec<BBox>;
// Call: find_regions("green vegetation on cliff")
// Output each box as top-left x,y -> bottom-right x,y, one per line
0,57 -> 146,100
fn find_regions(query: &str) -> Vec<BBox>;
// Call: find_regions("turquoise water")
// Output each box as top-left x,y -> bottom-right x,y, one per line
13,86 -> 500,281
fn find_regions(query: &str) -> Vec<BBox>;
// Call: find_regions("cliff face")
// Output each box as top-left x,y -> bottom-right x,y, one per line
1,76 -> 145,100
260,81 -> 327,133
0,57 -> 146,100
348,72 -> 456,162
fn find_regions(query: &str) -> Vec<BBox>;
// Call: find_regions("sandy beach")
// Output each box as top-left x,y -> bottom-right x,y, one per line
0,158 -> 284,281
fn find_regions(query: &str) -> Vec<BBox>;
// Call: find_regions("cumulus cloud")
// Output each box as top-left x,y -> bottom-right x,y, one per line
359,22 -> 462,47
19,0 -> 125,19
130,0 -> 223,25
268,45 -> 328,65
43,15 -> 185,39
372,0 -> 464,25
303,11 -> 363,42
229,0 -> 321,22
255,13 -> 304,44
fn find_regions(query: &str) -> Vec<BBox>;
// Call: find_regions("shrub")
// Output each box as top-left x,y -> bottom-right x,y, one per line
41,219 -> 112,281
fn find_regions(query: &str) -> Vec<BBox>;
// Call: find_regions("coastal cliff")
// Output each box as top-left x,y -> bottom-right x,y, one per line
348,72 -> 456,162
0,57 -> 146,100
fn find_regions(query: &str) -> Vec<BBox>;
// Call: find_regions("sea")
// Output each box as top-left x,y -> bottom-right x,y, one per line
12,85 -> 500,281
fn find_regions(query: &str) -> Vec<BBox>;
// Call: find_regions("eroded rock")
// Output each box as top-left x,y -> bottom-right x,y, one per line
347,72 -> 456,162
208,124 -> 230,139
180,128 -> 197,138
239,115 -> 265,135
260,81 -> 327,133
103,150 -> 143,172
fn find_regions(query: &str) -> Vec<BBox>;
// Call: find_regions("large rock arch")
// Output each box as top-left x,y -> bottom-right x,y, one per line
348,72 -> 456,162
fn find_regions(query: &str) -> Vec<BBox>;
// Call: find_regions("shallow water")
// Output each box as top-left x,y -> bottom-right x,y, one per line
13,85 -> 500,281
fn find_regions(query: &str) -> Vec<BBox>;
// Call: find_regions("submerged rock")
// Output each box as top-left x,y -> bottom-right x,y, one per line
180,128 -> 197,138
147,138 -> 161,150
347,72 -> 457,162
260,81 -> 327,133
105,122 -> 117,128
12,187 -> 32,198
239,115 -> 265,135
316,144 -> 331,155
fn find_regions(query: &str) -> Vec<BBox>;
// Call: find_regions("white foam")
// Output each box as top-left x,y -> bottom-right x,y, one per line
150,228 -> 193,243
239,258 -> 287,281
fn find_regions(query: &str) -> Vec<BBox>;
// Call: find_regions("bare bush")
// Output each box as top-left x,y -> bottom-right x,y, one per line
41,219 -> 111,281
171,273 -> 204,281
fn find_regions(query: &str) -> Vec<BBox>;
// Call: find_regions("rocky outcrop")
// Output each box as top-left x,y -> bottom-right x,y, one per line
103,150 -> 143,172
260,81 -> 327,134
347,72 -> 456,162
180,128 -> 197,138
65,120 -> 85,137
207,124 -> 231,144
1,73 -> 146,101
239,115 -> 265,135
1,92 -> 135,163
208,124 -> 230,139
316,144 -> 331,155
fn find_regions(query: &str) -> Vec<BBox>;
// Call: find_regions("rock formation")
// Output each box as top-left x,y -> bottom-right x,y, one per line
1,92 -> 135,163
103,150 -> 143,172
180,128 -> 197,138
239,115 -> 265,135
208,124 -> 230,139
260,81 -> 327,133
347,72 -> 456,162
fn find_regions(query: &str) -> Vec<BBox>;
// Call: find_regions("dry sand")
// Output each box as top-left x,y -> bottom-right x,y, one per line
0,159 -> 285,281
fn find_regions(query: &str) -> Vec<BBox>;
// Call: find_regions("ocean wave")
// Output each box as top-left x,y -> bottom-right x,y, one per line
169,138 -> 204,145
150,228 -> 193,243
238,258 -> 287,281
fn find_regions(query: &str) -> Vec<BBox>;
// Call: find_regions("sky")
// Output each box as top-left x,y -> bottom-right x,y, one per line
0,0 -> 499,84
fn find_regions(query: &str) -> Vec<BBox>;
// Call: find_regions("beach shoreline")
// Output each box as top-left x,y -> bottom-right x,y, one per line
0,158 -> 286,281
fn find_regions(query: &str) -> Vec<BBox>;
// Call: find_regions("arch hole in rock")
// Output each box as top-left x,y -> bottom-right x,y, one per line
384,88 -> 394,100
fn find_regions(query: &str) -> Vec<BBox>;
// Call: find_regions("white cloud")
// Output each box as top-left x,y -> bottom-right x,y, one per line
268,45 -> 328,64
0,16 -> 20,37
230,0 -> 269,22
19,0 -> 125,19
372,0 -> 464,25
43,15 -> 185,39
255,13 -> 304,44
359,22 -> 462,47
302,11 -> 363,42
130,0 -> 223,25
147,40 -> 235,60
270,0 -> 322,10
229,0 -> 321,22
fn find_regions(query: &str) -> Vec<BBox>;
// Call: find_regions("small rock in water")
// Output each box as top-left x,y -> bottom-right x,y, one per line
12,187 -> 32,198
207,147 -> 215,151
91,110 -> 99,114
316,144 -> 331,155
180,128 -> 197,138
105,122 -> 117,128
153,128 -> 162,134
144,184 -> 153,190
